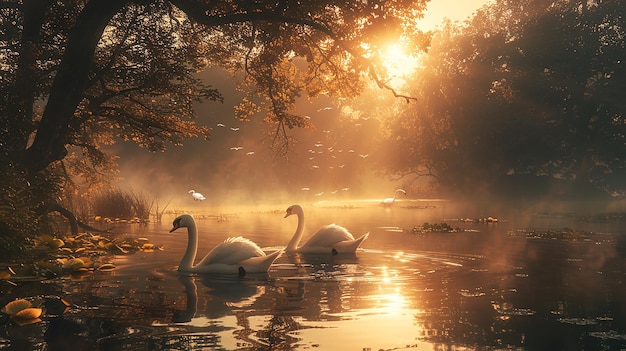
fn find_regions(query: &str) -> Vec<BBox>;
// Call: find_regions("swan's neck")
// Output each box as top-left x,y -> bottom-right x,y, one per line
287,210 -> 304,251
180,223 -> 198,270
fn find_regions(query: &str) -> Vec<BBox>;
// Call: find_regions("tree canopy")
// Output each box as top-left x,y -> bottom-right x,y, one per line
0,0 -> 427,235
379,0 -> 626,199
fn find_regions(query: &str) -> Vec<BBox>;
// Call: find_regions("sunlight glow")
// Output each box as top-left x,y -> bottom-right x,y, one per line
380,43 -> 419,86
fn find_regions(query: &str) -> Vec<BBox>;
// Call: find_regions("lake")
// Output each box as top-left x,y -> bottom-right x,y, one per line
1,199 -> 626,350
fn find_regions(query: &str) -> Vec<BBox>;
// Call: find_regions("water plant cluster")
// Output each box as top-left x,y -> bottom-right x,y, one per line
1,230 -> 162,328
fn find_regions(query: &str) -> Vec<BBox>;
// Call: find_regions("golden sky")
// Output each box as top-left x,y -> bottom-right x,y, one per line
420,0 -> 491,30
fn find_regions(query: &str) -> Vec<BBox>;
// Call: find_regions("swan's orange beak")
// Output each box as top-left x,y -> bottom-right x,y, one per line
284,211 -> 291,218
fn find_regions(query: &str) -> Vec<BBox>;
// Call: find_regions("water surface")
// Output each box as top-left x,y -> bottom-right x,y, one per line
2,200 -> 625,350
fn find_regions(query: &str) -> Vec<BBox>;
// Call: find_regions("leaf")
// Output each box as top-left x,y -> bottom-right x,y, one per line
2,299 -> 32,315
97,263 -> 115,271
14,307 -> 42,319
62,258 -> 86,271
12,307 -> 43,326
50,238 -> 65,249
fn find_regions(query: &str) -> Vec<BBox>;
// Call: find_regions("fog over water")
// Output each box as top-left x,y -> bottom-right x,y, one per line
108,68 -> 411,211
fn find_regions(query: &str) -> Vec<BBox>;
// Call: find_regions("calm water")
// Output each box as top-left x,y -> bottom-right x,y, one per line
2,200 -> 626,350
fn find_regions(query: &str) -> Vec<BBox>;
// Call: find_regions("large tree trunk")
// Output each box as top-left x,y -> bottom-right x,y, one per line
3,1 -> 53,158
21,0 -> 130,173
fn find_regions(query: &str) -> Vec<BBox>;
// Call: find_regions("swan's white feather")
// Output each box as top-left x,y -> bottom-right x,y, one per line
197,236 -> 266,266
284,205 -> 368,254
302,224 -> 355,248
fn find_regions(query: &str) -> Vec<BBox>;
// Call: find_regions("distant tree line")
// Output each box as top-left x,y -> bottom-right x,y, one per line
378,0 -> 626,199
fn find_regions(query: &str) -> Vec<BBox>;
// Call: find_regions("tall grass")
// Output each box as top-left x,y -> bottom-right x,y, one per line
91,189 -> 152,220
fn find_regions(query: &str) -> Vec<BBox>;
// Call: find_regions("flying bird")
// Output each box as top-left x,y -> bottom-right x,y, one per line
230,127 -> 240,131
230,146 -> 243,151
216,123 -> 225,127
188,190 -> 206,201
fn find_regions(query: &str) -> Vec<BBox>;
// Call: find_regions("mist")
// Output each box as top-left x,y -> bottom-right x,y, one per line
108,68 -> 406,212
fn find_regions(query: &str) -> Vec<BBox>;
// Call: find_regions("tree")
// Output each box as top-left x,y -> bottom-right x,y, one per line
1,0 -> 426,236
382,0 -> 626,198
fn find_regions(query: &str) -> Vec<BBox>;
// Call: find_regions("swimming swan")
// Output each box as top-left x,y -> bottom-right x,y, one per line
284,204 -> 368,254
382,188 -> 406,206
170,214 -> 282,276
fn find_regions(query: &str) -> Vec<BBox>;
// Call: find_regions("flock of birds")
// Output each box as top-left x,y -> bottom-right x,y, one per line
212,105 -> 375,198
169,204 -> 369,276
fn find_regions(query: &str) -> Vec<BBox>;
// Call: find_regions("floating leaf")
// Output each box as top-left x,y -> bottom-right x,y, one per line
38,234 -> 55,243
50,238 -> 65,249
0,271 -> 11,279
98,263 -> 115,271
12,307 -> 42,326
2,299 -> 32,315
62,258 -> 86,271
14,307 -> 42,319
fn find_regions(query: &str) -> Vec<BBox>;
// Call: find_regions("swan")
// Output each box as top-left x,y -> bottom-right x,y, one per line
381,188 -> 406,206
169,214 -> 282,276
188,190 -> 206,201
283,204 -> 368,254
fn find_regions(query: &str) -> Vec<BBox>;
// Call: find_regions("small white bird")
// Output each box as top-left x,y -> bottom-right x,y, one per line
188,190 -> 206,201
216,123 -> 225,127
382,189 -> 406,206
230,146 -> 243,151
230,127 -> 240,131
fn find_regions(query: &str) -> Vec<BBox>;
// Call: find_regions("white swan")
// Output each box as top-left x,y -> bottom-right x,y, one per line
283,204 -> 368,254
188,190 -> 206,201
169,214 -> 282,276
381,188 -> 406,206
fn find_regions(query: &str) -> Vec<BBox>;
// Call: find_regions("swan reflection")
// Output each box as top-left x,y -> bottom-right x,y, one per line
173,274 -> 266,324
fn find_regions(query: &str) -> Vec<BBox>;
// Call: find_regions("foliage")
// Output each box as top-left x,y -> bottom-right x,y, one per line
91,189 -> 152,221
0,0 -> 426,236
381,0 -> 626,198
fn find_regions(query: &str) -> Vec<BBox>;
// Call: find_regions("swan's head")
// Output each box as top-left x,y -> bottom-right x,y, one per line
188,190 -> 195,194
395,189 -> 407,194
284,204 -> 303,218
170,214 -> 195,233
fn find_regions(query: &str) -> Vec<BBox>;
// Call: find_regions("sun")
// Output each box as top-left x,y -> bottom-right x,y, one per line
380,43 -> 419,86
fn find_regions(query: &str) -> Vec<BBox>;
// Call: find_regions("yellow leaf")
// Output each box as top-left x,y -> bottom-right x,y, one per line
14,307 -> 42,319
0,272 -> 11,279
38,234 -> 54,243
62,258 -> 86,271
2,299 -> 32,315
97,263 -> 115,271
141,243 -> 154,250
50,238 -> 65,249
